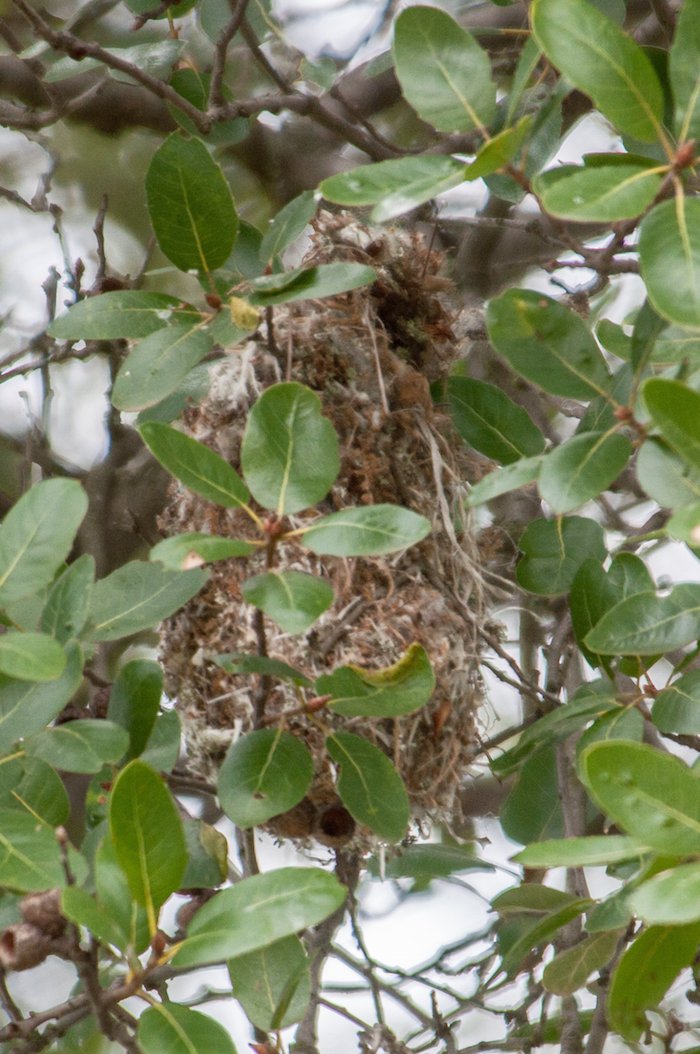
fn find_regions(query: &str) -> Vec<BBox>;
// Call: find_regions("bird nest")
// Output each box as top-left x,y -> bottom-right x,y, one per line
158,211 -> 489,844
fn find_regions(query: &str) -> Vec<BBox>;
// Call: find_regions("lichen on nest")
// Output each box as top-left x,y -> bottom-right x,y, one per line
158,210 -> 490,841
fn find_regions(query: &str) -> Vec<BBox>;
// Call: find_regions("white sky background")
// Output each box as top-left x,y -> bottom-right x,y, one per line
3,5 -> 700,1052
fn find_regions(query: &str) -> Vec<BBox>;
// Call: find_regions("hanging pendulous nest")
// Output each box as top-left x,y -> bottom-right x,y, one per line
158,210 -> 490,844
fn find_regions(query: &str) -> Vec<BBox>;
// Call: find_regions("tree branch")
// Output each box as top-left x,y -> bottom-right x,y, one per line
10,0 -> 211,132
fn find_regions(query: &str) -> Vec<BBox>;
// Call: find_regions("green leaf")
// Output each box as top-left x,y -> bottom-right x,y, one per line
645,378 -> 700,472
85,561 -> 208,642
531,0 -> 664,142
366,843 -> 495,883
648,325 -> 700,367
138,1003 -> 237,1054
533,164 -> 662,221
538,431 -> 631,514
47,39 -> 185,83
630,863 -> 700,925
109,759 -> 187,930
514,835 -> 652,868
0,479 -> 87,606
465,456 -> 543,506
493,885 -> 578,914
136,363 -> 211,426
607,922 -> 700,1041
0,640 -> 83,744
48,291 -> 200,340
500,898 -> 592,977
61,885 -> 132,953
584,583 -> 700,655
241,383 -> 339,515
218,728 -> 314,828
229,934 -> 310,1031
630,296 -> 668,370
667,499 -> 700,545
0,809 -> 87,891
500,746 -> 564,844
319,156 -> 467,224
543,930 -> 620,996
3,757 -> 70,826
172,867 -> 347,967
140,709 -> 181,773
585,888 -> 636,933
168,68 -> 247,145
316,643 -> 435,718
486,289 -> 611,399
139,422 -> 250,510
669,0 -> 700,140
181,819 -> 228,888
40,555 -> 94,643
653,669 -> 700,734
608,552 -> 655,597
146,133 -> 238,274
576,706 -> 644,753
247,263 -> 376,306
639,198 -> 700,329
150,534 -> 257,570
637,437 -> 700,508
569,558 -> 618,669
325,732 -> 409,842
0,633 -> 66,681
25,719 -> 129,773
392,6 -> 496,133
301,55 -> 336,90
580,740 -> 700,854
242,571 -> 333,634
214,654 -> 312,688
302,505 -> 431,556
108,660 -> 163,760
491,681 -> 618,777
112,325 -> 213,412
260,191 -> 317,263
440,376 -> 545,464
95,835 -> 150,955
516,516 -> 607,596
596,318 -> 632,359
465,117 -> 534,181
507,35 -> 541,122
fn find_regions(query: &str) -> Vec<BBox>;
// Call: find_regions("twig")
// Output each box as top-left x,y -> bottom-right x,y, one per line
93,195 -> 108,281
208,0 -> 249,109
236,826 -> 260,877
237,16 -> 397,160
349,899 -> 385,1025
330,945 -> 434,1030
131,0 -> 176,29
0,185 -> 36,210
317,996 -> 373,1030
10,0 -> 211,132
471,707 -> 550,759
0,965 -> 23,1021
364,304 -> 389,416
423,564 -> 561,707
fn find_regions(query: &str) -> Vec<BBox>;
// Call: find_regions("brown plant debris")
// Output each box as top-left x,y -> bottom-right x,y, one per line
158,211 -> 489,843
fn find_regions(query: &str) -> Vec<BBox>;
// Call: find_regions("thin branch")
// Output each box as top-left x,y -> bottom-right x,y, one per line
208,0 -> 250,109
0,965 -> 23,1021
93,196 -> 108,281
330,945 -> 435,1030
422,564 -> 561,707
10,0 -> 211,132
237,16 -> 398,160
317,996 -> 373,1030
